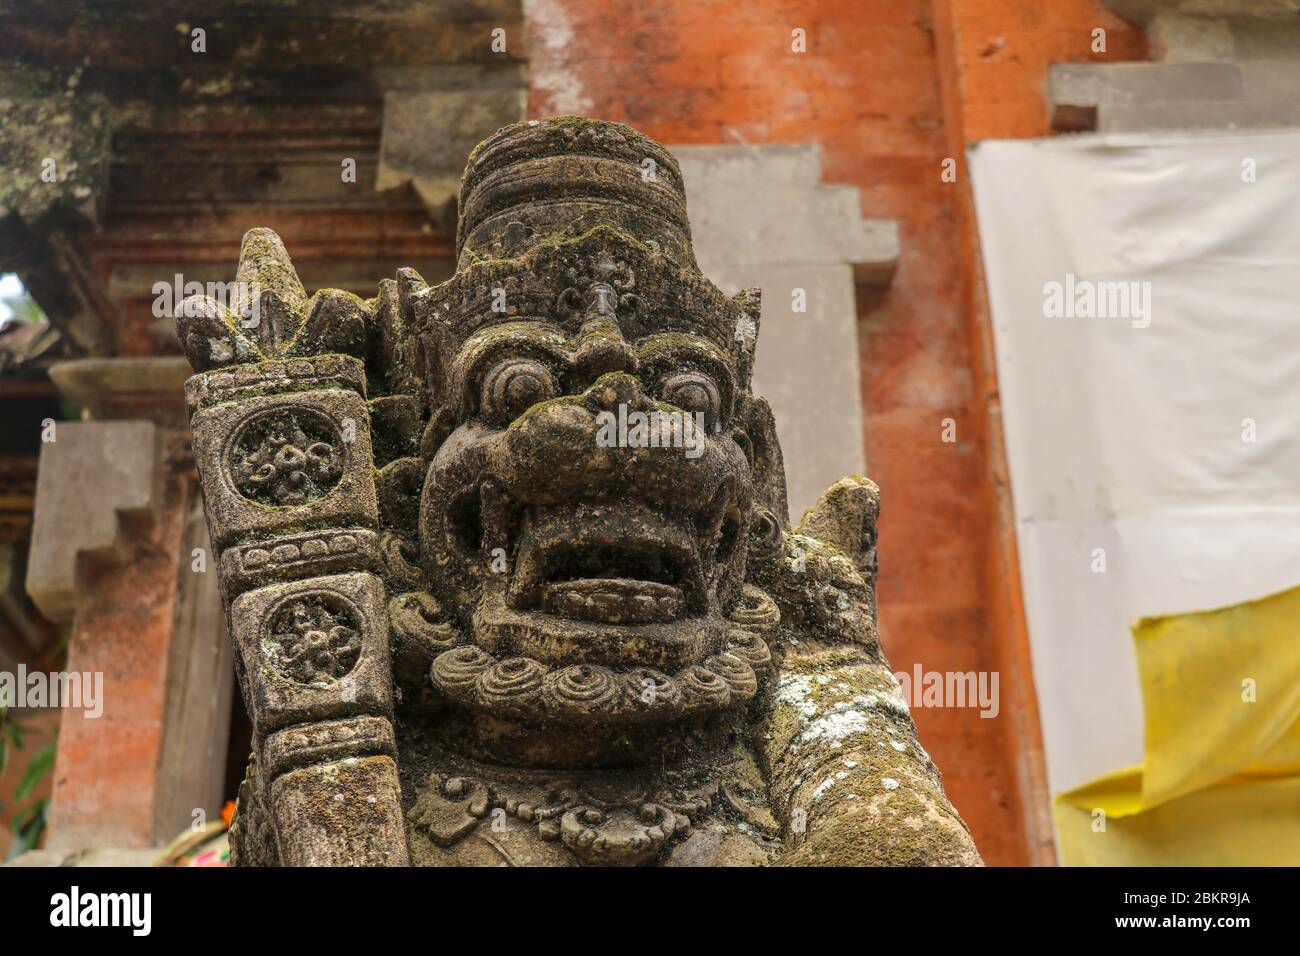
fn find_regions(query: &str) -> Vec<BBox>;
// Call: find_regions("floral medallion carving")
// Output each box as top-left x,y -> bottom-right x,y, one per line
264,593 -> 363,685
229,407 -> 344,505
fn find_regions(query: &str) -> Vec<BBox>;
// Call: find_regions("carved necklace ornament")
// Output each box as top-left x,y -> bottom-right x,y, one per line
408,766 -> 738,866
179,117 -> 982,868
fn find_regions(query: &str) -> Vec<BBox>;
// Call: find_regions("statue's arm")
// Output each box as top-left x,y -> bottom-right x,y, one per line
761,640 -> 982,866
751,477 -> 982,866
176,230 -> 408,865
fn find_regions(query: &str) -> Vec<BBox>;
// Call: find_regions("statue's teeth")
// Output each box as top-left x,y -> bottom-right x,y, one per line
540,581 -> 685,624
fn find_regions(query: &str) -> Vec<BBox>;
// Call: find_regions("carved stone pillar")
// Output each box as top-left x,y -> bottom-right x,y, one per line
176,234 -> 406,865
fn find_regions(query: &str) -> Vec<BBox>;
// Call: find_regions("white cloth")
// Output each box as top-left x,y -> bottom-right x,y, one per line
968,129 -> 1300,794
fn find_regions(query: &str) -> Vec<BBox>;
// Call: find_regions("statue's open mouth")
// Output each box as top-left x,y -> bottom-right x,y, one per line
437,465 -> 747,674
465,493 -> 736,670
506,508 -> 707,625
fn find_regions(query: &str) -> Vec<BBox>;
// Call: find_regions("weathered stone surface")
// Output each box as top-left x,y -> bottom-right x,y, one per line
0,84 -> 110,225
1102,97 -> 1300,131
184,354 -> 368,415
220,527 -> 380,599
1046,49 -> 1300,134
48,357 -> 191,424
1048,61 -> 1245,131
229,572 -> 393,734
377,88 -> 527,216
1101,0 -> 1299,24
1148,12 -> 1235,62
665,827 -> 769,866
178,116 -> 979,867
24,357 -> 238,854
190,389 -> 378,549
263,715 -> 396,779
26,420 -> 158,623
271,755 -> 408,867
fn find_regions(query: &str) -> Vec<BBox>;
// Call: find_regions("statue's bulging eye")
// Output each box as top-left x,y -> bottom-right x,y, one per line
481,358 -> 558,424
661,372 -> 721,428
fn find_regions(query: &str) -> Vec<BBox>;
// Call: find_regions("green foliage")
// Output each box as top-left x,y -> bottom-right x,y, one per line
15,742 -> 55,802
0,705 -> 56,858
7,799 -> 48,861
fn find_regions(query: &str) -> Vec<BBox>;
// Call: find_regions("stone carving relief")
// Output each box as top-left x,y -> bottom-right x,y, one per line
176,117 -> 982,867
230,408 -> 344,506
264,594 -> 362,686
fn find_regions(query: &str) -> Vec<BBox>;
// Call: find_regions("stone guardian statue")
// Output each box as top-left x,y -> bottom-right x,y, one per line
174,117 -> 982,866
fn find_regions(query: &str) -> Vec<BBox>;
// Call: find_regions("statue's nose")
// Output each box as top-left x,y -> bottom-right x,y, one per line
582,371 -> 648,416
572,316 -> 638,388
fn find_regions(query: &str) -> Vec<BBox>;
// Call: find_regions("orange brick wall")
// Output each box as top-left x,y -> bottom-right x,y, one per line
525,0 -> 1146,865
46,474 -> 192,850
941,0 -> 1146,140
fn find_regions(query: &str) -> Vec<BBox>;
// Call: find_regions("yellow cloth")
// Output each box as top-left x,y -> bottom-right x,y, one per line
1055,583 -> 1300,865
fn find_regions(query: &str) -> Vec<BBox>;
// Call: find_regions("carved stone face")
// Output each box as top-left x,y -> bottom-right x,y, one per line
404,121 -> 776,742
416,290 -> 769,738
417,280 -> 766,735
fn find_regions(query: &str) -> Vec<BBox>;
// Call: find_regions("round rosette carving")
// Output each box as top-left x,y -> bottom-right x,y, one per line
703,652 -> 758,701
264,593 -> 362,685
430,646 -> 494,697
229,407 -> 344,506
623,667 -> 681,714
677,665 -> 732,713
476,657 -> 547,712
542,664 -> 621,718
